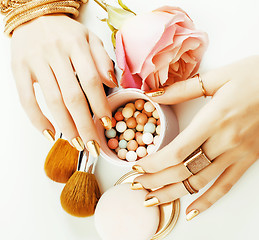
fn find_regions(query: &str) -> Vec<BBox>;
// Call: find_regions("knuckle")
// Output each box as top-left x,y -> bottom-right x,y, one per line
19,94 -> 34,110
173,168 -> 188,181
190,175 -> 207,190
11,58 -> 27,72
65,91 -> 85,107
77,124 -> 94,136
217,183 -> 233,195
74,35 -> 87,48
228,131 -> 243,147
173,147 -> 186,163
200,198 -> 214,209
42,39 -> 64,57
47,93 -> 62,107
85,75 -> 100,88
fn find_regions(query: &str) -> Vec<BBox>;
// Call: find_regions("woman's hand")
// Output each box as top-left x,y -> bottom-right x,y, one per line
132,56 -> 259,220
11,14 -> 117,151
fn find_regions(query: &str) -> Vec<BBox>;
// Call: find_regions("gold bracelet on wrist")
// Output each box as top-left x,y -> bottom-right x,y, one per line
5,0 -> 80,23
4,4 -> 79,36
1,0 -> 31,14
1,0 -> 87,14
4,0 -> 77,21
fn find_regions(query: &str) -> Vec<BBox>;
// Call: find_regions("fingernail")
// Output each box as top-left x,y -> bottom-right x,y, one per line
145,88 -> 165,97
131,182 -> 144,190
86,140 -> 100,158
144,197 -> 160,207
132,165 -> 145,173
43,129 -> 55,142
108,70 -> 119,87
100,116 -> 112,130
71,137 -> 85,151
186,209 -> 200,221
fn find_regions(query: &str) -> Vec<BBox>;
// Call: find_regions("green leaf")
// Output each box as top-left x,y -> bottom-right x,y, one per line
118,0 -> 136,15
107,5 -> 135,30
111,30 -> 117,48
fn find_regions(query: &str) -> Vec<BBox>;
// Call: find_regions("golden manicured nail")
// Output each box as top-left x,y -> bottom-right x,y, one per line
186,209 -> 200,221
145,88 -> 165,97
71,137 -> 85,151
43,129 -> 55,142
131,182 -> 144,190
108,70 -> 119,87
144,197 -> 160,207
132,165 -> 145,173
86,140 -> 100,158
100,116 -> 112,130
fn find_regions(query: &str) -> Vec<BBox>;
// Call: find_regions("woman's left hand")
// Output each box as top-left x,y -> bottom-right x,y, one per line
132,56 -> 259,220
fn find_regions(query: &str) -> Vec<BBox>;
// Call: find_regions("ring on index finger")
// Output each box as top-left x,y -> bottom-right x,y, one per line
194,73 -> 207,97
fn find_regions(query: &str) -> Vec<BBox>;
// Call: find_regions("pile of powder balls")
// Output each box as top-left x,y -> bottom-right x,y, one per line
105,99 -> 161,162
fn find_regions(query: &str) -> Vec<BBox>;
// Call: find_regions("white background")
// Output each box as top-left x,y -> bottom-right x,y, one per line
0,0 -> 259,240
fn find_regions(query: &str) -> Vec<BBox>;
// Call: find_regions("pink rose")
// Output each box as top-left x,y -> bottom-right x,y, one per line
115,6 -> 209,90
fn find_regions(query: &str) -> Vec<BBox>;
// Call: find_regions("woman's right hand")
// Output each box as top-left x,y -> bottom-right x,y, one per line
11,14 -> 117,153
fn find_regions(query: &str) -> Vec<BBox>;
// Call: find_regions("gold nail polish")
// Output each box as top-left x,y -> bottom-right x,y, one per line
43,129 -> 55,142
186,209 -> 200,221
71,137 -> 85,151
132,165 -> 145,173
100,116 -> 112,130
108,70 -> 119,87
144,197 -> 160,207
144,88 -> 165,97
131,182 -> 144,190
86,140 -> 100,158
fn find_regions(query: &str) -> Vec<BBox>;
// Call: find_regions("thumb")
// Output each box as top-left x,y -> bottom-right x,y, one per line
145,66 -> 231,105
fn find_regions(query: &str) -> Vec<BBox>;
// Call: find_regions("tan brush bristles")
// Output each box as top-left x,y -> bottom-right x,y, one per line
60,171 -> 101,217
44,138 -> 79,183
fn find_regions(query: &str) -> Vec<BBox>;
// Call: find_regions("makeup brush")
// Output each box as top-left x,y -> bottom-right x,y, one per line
60,148 -> 101,217
44,84 -> 111,183
44,137 -> 79,183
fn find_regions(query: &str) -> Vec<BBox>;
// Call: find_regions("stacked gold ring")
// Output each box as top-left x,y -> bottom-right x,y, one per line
182,179 -> 198,195
182,147 -> 212,195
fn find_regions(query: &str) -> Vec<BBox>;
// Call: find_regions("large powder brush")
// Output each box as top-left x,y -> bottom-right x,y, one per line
44,85 -> 110,184
44,138 -> 79,183
60,150 -> 101,217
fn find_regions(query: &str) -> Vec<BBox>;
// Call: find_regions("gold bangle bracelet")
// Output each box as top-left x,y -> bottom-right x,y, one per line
5,0 -> 80,23
5,0 -> 80,22
4,5 -> 79,36
1,0 -> 87,14
1,0 -> 30,14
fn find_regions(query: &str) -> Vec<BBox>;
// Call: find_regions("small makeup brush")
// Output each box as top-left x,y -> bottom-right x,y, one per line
60,148 -> 101,217
44,137 -> 79,183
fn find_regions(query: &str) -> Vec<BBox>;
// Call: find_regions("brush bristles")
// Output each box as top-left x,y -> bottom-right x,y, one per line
60,171 -> 101,217
44,139 -> 79,183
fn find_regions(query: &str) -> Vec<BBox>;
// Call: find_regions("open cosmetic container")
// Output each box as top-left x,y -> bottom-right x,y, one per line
94,88 -> 179,166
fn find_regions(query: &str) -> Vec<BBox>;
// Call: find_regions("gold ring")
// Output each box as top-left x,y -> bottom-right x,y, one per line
182,179 -> 198,195
194,73 -> 207,97
183,147 -> 212,175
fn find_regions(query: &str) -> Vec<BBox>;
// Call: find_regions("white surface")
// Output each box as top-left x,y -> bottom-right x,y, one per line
0,0 -> 259,240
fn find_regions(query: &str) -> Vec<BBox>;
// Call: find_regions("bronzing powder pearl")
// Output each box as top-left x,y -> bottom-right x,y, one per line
104,98 -> 162,162
95,184 -> 160,240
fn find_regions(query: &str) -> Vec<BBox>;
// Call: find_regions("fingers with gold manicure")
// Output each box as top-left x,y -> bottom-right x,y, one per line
132,149 -> 253,220
11,16 -> 116,151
